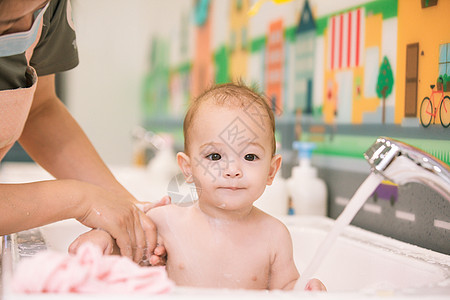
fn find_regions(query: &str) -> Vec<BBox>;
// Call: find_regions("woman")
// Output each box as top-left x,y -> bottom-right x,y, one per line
0,0 -> 165,264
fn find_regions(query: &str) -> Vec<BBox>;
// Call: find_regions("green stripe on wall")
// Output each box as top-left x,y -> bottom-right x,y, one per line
306,134 -> 450,166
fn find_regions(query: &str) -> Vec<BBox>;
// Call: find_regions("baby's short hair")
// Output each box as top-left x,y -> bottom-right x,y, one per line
183,82 -> 276,155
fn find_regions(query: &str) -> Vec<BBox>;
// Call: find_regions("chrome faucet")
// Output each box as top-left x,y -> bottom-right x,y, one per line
364,137 -> 450,201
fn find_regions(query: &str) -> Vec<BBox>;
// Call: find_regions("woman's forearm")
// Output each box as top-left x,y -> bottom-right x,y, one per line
0,179 -> 85,235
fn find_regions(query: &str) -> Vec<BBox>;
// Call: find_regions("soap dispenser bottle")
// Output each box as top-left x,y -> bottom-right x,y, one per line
287,141 -> 327,216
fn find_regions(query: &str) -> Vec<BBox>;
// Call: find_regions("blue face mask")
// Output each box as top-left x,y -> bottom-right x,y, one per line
0,2 -> 49,57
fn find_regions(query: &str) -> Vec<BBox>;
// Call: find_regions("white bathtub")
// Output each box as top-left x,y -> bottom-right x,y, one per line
1,163 -> 449,299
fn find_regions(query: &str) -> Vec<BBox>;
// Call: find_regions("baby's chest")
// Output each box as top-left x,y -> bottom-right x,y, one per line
165,238 -> 271,289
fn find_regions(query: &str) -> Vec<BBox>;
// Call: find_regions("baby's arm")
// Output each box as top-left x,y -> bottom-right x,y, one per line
267,220 -> 327,291
69,229 -> 116,255
69,222 -> 164,266
69,202 -> 170,265
69,205 -> 169,266
268,221 -> 300,290
146,207 -> 168,266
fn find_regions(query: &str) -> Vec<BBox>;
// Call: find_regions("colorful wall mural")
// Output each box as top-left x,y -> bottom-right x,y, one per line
141,0 -> 449,165
229,0 -> 250,81
396,0 -> 450,127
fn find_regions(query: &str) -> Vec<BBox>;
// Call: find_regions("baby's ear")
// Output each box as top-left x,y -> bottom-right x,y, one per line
177,152 -> 193,183
266,154 -> 282,185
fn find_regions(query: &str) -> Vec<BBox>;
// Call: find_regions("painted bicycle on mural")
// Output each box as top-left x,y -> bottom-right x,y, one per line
419,81 -> 450,128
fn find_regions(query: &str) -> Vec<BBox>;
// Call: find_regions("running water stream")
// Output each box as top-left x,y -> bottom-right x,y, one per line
295,172 -> 384,290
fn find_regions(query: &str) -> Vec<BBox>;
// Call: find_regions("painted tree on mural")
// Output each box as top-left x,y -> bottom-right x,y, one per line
376,56 -> 394,124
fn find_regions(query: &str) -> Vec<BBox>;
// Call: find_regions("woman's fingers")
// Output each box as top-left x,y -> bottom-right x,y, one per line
141,196 -> 171,213
138,210 -> 157,260
75,182 -> 170,264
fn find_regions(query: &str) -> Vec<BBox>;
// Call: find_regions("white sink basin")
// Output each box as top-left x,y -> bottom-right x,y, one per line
1,163 -> 449,299
282,216 -> 449,292
36,216 -> 450,292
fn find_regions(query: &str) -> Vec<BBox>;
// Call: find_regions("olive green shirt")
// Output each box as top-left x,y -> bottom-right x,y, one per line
0,0 -> 79,90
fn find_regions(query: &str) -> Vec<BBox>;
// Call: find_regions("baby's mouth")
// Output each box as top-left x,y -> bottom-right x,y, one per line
218,186 -> 244,191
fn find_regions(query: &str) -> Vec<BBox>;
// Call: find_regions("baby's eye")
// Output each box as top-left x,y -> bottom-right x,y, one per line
244,154 -> 258,161
206,153 -> 221,161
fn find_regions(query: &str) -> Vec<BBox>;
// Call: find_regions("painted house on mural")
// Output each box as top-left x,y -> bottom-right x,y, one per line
229,0 -> 250,81
169,63 -> 191,117
247,32 -> 265,92
395,0 -> 450,127
142,36 -> 170,116
191,0 -> 214,99
169,11 -> 192,117
322,6 -> 366,124
291,0 -> 316,115
266,19 -> 284,115
321,1 -> 399,125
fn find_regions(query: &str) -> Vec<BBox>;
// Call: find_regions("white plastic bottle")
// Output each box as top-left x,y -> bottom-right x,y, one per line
287,141 -> 327,216
254,171 -> 289,216
145,134 -> 179,203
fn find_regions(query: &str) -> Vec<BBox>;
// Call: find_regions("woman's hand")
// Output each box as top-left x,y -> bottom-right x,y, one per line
74,180 -> 156,263
136,196 -> 170,266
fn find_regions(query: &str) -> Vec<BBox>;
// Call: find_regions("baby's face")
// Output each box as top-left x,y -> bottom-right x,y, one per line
187,100 -> 279,212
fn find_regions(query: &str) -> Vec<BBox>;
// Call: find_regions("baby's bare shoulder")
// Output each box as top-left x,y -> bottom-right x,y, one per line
147,203 -> 182,214
147,204 -> 183,225
253,208 -> 290,236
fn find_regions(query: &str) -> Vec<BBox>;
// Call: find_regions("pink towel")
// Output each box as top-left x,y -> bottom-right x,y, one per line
12,243 -> 173,294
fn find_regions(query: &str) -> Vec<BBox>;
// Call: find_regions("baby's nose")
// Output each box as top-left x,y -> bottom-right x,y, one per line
224,166 -> 242,178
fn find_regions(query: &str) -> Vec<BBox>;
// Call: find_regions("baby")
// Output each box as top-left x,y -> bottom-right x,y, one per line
70,83 -> 326,291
